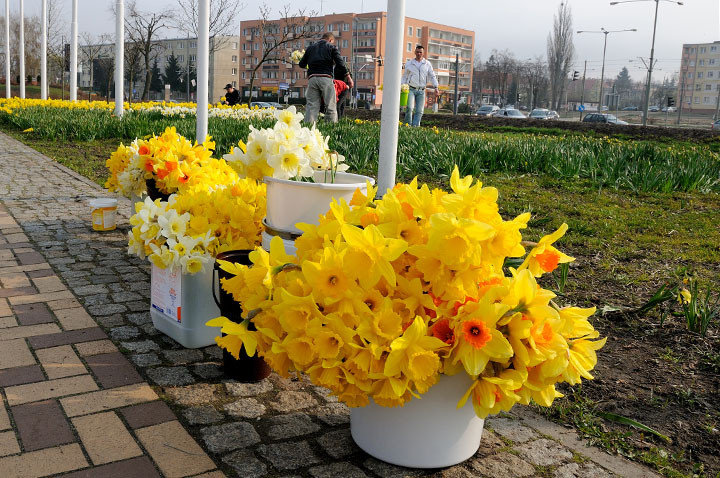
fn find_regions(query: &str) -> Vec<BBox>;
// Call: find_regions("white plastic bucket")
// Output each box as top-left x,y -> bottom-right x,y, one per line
89,198 -> 118,231
261,230 -> 297,257
264,171 -> 374,235
149,264 -> 221,348
350,372 -> 485,468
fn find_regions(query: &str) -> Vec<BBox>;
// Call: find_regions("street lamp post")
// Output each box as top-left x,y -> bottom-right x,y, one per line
610,0 -> 683,126
576,28 -> 636,111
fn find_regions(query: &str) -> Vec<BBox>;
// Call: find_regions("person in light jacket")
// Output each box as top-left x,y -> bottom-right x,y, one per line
401,45 -> 439,127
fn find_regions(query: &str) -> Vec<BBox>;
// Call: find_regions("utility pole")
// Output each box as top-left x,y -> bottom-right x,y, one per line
579,60 -> 586,121
61,36 -> 65,101
677,75 -> 684,125
453,52 -> 459,115
641,0 -> 659,126
186,33 -> 190,102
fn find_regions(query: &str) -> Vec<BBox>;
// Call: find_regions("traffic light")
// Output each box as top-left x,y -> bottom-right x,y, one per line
376,56 -> 383,66
667,96 -> 675,107
572,70 -> 580,81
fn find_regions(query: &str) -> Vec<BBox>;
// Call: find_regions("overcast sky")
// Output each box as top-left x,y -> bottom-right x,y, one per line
16,0 -> 720,80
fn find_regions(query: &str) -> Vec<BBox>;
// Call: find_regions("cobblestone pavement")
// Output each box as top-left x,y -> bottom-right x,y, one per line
0,132 -> 662,478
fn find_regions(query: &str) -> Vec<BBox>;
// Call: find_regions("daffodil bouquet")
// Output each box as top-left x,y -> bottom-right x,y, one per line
222,106 -> 349,182
290,49 -> 305,65
209,167 -> 605,418
401,84 -> 410,93
128,168 -> 266,274
106,127 -> 215,198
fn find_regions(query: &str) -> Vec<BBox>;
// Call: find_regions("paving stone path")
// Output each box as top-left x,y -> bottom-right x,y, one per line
0,132 -> 662,478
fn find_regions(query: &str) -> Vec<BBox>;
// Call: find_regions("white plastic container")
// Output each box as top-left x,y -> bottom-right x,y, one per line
264,171 -> 375,234
129,194 -> 144,218
261,231 -> 297,257
150,264 -> 221,348
89,198 -> 118,231
350,372 -> 485,468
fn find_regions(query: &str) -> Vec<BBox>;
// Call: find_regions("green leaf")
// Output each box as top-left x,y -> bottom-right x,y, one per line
596,411 -> 671,443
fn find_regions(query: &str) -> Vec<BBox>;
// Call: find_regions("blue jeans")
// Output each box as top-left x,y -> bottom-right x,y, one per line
404,88 -> 425,127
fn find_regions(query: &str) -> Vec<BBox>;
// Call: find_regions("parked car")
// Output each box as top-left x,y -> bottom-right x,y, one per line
661,106 -> 677,113
251,102 -> 273,109
582,113 -> 628,125
622,106 -> 639,111
600,106 -> 609,111
648,105 -> 660,112
475,105 -> 499,116
712,119 -> 720,130
548,110 -> 560,120
266,102 -> 283,109
492,108 -> 526,118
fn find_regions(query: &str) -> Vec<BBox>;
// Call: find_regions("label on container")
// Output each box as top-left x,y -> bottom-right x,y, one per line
151,265 -> 182,323
91,207 -> 117,231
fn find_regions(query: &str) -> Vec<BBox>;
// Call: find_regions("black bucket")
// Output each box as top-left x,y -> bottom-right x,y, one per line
213,250 -> 271,382
146,178 -> 171,201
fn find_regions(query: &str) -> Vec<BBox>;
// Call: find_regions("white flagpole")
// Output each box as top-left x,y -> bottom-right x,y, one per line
70,0 -> 77,101
4,0 -> 9,98
40,0 -> 46,99
18,0 -> 24,98
377,0 -> 405,195
114,0 -> 124,116
196,0 -> 209,143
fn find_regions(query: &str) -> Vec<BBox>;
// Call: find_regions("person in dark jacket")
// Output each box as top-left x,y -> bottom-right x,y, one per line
223,84 -> 240,106
299,32 -> 353,123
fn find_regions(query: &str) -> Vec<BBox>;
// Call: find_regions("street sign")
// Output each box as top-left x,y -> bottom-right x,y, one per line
278,82 -> 289,90
578,104 -> 585,112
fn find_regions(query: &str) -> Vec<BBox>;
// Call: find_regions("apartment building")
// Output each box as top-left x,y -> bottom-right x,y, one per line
78,35 -> 240,102
239,13 -> 474,108
678,41 -> 720,113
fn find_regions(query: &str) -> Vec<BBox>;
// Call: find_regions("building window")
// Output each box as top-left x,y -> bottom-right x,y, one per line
700,47 -> 706,53
699,59 -> 705,66
704,96 -> 711,103
710,59 -> 716,65
712,46 -> 717,52
694,97 -> 699,103
689,60 -> 695,66
709,71 -> 714,78
232,55 -> 237,62
687,72 -> 693,78
408,26 -> 412,36
232,42 -> 238,49
698,72 -> 703,78
407,42 -> 412,52
190,55 -> 196,62
343,23 -> 349,31
232,68 -> 238,75
342,39 -> 348,48
254,43 -> 259,50
233,80 -> 237,87
417,27 -> 421,37
178,42 -> 184,49
242,72 -> 246,79
706,84 -> 712,90
328,23 -> 334,31
190,41 -> 197,48
696,84 -> 701,90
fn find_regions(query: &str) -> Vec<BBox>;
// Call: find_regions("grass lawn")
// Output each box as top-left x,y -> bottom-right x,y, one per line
2,121 -> 719,478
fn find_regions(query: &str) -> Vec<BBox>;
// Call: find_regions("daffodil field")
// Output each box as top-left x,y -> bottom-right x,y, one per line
1,98 -> 719,194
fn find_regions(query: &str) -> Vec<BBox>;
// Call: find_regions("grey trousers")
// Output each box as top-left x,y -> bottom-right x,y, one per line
305,76 -> 337,123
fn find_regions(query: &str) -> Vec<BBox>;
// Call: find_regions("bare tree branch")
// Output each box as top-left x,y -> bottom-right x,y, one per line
546,2 -> 575,111
244,4 -> 316,106
175,0 -> 246,53
125,0 -> 173,101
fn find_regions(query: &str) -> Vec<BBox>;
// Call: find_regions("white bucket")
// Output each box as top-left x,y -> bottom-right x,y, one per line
350,372 -> 485,468
264,171 -> 374,235
89,198 -> 118,231
149,264 -> 222,348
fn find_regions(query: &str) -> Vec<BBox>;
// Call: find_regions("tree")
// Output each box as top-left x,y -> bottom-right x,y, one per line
80,33 -> 106,99
125,1 -> 173,101
484,49 -> 515,106
175,0 -> 245,54
615,67 -> 632,94
150,58 -> 164,93
163,54 -> 182,92
124,41 -> 143,102
244,4 -> 315,106
525,56 -> 549,109
547,2 -> 575,111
